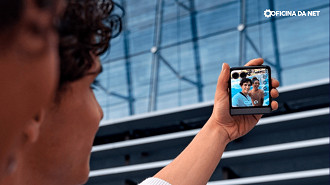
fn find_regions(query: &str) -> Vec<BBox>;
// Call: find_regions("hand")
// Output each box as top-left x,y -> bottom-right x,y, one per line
210,58 -> 280,142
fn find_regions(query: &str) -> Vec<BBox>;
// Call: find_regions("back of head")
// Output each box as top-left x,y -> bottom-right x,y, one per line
0,0 -> 64,181
58,0 -> 122,93
13,1 -> 122,185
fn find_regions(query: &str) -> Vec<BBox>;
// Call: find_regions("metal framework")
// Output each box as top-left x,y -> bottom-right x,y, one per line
239,0 -> 282,83
99,0 -> 283,114
121,0 -> 135,115
148,0 -> 164,112
148,0 -> 204,111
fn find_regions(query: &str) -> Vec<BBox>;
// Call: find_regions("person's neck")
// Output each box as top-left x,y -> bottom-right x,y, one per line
241,91 -> 248,96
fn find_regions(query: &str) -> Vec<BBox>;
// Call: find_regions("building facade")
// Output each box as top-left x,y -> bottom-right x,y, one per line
94,0 -> 329,121
87,0 -> 329,184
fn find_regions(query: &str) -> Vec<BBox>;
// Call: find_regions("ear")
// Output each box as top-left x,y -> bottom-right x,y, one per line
24,109 -> 45,143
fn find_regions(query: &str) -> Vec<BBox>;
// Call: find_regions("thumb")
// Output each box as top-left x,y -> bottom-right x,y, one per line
215,63 -> 230,96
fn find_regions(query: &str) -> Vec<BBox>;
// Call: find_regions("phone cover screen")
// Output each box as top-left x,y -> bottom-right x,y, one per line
231,68 -> 269,107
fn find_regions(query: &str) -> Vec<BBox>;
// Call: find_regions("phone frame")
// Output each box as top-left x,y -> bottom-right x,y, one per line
229,65 -> 272,115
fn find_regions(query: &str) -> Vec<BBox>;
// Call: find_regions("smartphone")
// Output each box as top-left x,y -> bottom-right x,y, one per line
229,65 -> 272,115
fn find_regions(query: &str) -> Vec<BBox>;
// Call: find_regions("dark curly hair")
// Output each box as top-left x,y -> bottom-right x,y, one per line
239,78 -> 252,86
58,0 -> 122,90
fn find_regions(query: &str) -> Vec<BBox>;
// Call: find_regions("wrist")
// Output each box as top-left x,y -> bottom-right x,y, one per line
206,116 -> 231,145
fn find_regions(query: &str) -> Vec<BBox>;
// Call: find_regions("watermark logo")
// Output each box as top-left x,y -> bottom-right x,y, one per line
264,9 -> 320,18
264,9 -> 272,18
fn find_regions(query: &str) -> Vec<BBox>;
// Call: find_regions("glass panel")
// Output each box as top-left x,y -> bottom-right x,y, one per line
246,0 -> 270,25
195,0 -> 238,11
125,0 -> 156,28
245,22 -> 275,63
161,15 -> 192,47
130,53 -> 152,98
129,26 -> 154,55
274,0 -> 328,11
282,61 -> 329,85
277,6 -> 329,85
277,8 -> 329,53
199,30 -> 239,84
157,91 -> 179,110
108,102 -> 129,120
106,35 -> 125,60
197,2 -> 239,37
134,98 -> 149,115
96,0 -> 329,120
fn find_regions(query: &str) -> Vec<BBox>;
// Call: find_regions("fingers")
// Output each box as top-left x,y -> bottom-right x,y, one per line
270,78 -> 279,110
270,78 -> 279,98
270,88 -> 279,98
244,58 -> 264,66
216,63 -> 230,94
271,78 -> 280,88
271,101 -> 278,110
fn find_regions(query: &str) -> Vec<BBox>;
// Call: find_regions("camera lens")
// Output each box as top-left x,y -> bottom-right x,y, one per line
240,72 -> 247,79
232,72 -> 239,79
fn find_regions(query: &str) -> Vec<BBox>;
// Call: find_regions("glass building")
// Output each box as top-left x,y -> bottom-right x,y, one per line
93,0 -> 329,121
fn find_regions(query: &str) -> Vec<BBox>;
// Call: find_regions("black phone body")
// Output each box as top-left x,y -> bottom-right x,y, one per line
229,65 -> 272,115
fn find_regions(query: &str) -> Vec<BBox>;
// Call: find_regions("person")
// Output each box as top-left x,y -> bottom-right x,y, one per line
249,77 -> 264,106
1,1 -> 280,185
144,59 -> 279,185
0,0 -> 65,181
0,0 -> 114,184
232,78 -> 253,107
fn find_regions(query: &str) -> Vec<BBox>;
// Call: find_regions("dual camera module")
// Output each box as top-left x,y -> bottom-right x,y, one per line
232,71 -> 248,79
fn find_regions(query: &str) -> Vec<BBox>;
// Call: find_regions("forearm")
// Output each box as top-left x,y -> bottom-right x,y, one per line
154,117 -> 230,185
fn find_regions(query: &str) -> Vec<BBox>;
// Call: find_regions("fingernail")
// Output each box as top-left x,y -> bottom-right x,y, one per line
222,63 -> 225,71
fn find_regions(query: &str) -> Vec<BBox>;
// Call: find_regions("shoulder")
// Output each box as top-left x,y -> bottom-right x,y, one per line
232,93 -> 242,105
233,93 -> 241,99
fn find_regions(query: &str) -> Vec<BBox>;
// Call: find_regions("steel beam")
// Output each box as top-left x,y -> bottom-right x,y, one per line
188,0 -> 203,102
148,0 -> 164,111
121,0 -> 134,115
269,0 -> 283,85
238,0 -> 247,66
158,54 -> 198,86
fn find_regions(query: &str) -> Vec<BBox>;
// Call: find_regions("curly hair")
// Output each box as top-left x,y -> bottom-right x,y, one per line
58,0 -> 122,90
